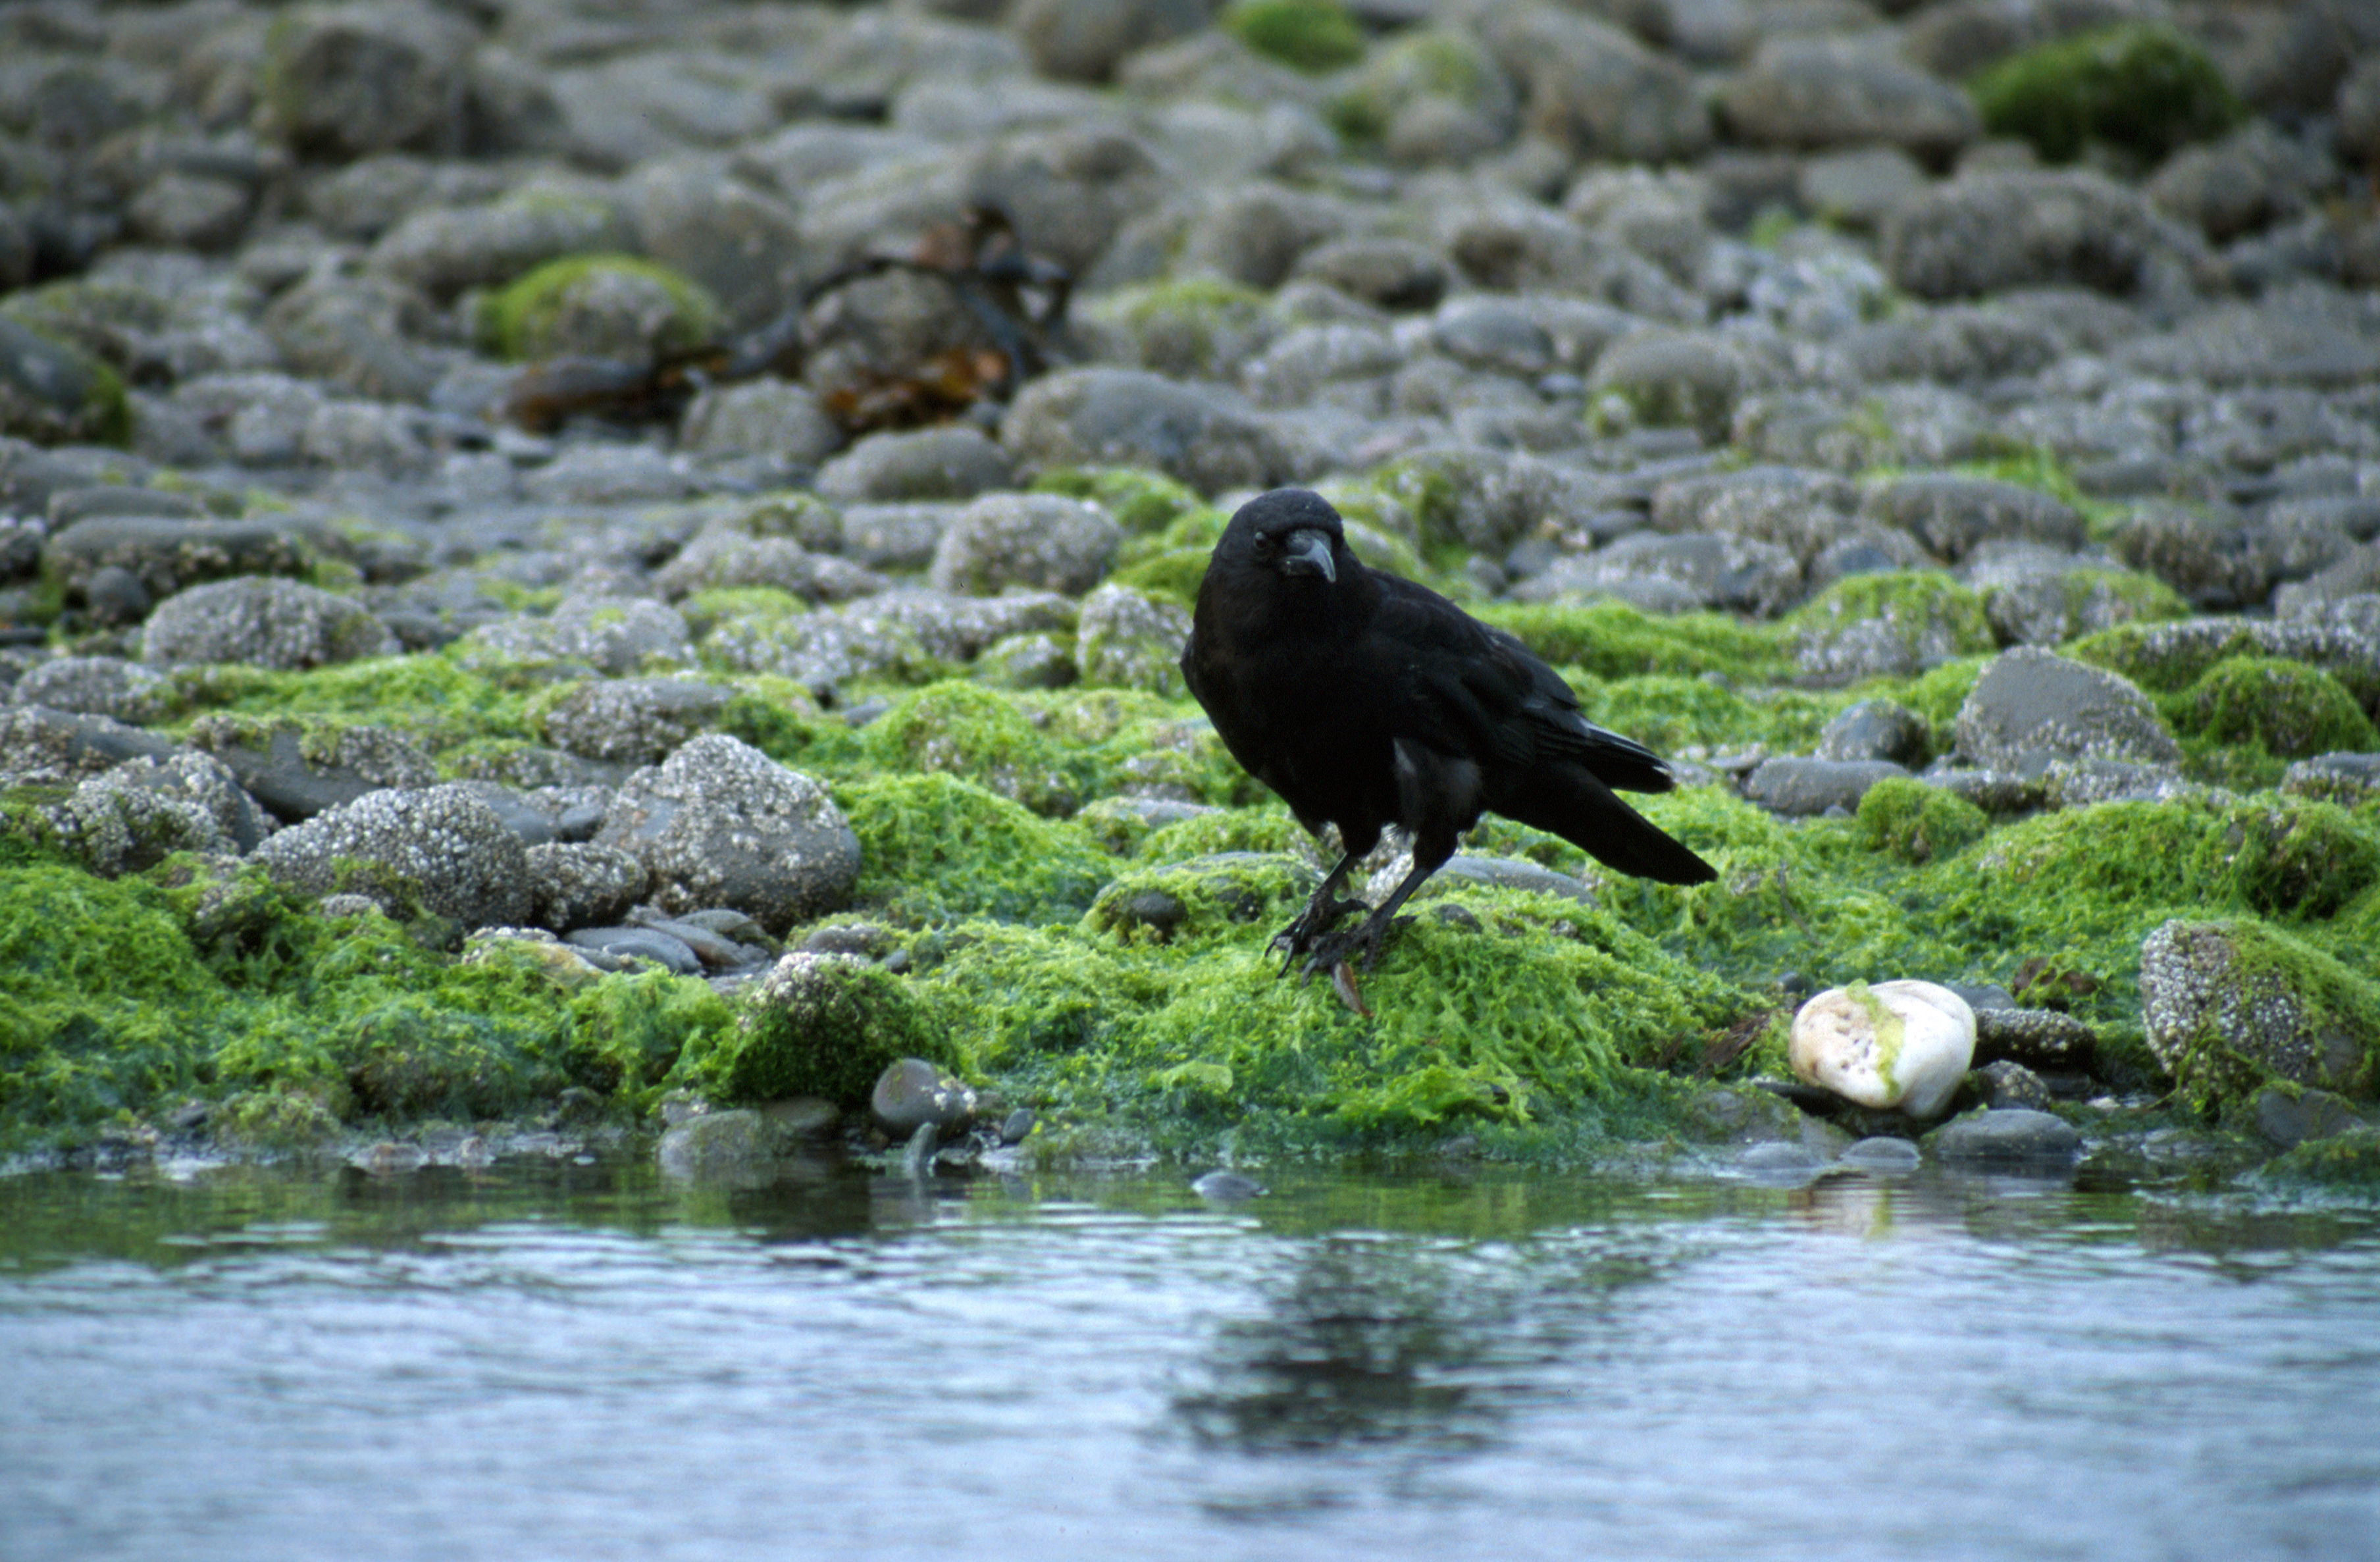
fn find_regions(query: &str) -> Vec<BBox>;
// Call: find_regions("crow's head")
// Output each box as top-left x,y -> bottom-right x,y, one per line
1221,488 -> 1348,585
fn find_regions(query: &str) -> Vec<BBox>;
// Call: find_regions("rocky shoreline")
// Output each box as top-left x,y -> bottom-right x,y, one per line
3,0 -> 2379,1187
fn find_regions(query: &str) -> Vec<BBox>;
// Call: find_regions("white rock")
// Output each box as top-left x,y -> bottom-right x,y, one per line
1790,979 -> 1976,1117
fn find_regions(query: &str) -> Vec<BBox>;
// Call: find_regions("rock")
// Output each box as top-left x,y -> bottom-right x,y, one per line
1716,37 -> 1979,159
620,158 -> 803,332
1012,0 -> 1212,83
1931,1107 -> 2081,1167
0,317 -> 128,446
0,704 -> 182,788
1470,2 -> 1711,165
566,924 -> 704,974
1839,1136 -> 1921,1174
1000,367 -> 1296,495
1525,531 -> 1801,617
1291,238 -> 1453,312
1953,646 -> 2181,773
1191,1169 -> 1266,1201
43,515 -> 311,602
681,379 -> 843,469
1790,978 -> 1976,1118
1074,581 -> 1191,695
656,1108 -> 807,1182
56,752 -> 263,875
258,0 -> 477,160
142,576 -> 398,670
460,594 -> 695,675
1744,757 -> 1909,818
816,425 -> 1016,505
1815,700 -> 1928,767
1590,328 -> 1753,442
714,951 -> 941,1107
1861,475 -> 2087,564
2140,918 -> 2378,1106
928,492 -> 1121,597
595,734 -> 860,935
870,1056 -> 977,1135
536,677 -> 734,765
253,783 -> 534,926
1972,1058 -> 2054,1111
1880,170 -> 2194,300
1972,1007 -> 2096,1074
11,655 -> 174,725
186,715 -> 434,822
369,182 -> 631,300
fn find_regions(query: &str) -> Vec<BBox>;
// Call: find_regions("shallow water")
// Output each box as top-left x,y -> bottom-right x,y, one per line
3,1155 -> 2377,1562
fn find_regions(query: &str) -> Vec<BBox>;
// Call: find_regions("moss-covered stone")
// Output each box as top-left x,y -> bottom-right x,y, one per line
1222,0 -> 1365,74
862,680 -> 1078,816
1478,600 -> 1794,682
475,253 -> 721,363
1031,467 -> 1206,536
1856,775 -> 1989,865
0,315 -> 131,447
2169,656 -> 2379,760
837,771 -> 1110,927
1083,279 -> 1276,382
679,953 -> 946,1110
1969,23 -> 2245,165
2142,918 -> 2380,1110
1788,573 -> 1998,683
2258,1126 -> 2380,1189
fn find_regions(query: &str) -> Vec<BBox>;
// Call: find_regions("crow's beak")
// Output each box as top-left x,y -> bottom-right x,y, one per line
1280,527 -> 1336,583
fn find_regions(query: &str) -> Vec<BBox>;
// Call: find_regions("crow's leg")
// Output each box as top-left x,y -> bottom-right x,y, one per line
1270,850 -> 1368,967
1300,833 -> 1454,977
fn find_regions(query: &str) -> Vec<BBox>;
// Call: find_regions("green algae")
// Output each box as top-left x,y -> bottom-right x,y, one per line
475,253 -> 721,363
864,681 -> 1080,816
837,771 -> 1110,927
1222,0 -> 1366,74
2258,1127 -> 2380,1191
2168,656 -> 2378,762
1031,467 -> 1206,535
1856,775 -> 1988,865
2154,918 -> 2380,1111
671,955 -> 942,1111
0,854 -> 730,1151
1477,600 -> 1792,682
171,653 -> 538,764
1969,23 -> 2244,165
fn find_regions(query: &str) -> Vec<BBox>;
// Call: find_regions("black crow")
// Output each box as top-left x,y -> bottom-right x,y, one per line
1181,488 -> 1717,982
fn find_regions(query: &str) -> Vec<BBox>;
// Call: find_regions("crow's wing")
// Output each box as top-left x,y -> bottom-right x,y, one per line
1368,573 -> 1676,794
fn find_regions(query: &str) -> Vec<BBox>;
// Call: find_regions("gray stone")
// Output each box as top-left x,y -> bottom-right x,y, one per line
1716,37 -> 1979,159
259,270 -> 440,404
255,783 -> 534,926
1521,531 -> 1803,617
1972,1006 -> 2096,1073
11,655 -> 174,725
595,734 -> 860,935
1001,367 -> 1297,496
1971,1059 -> 2054,1112
816,425 -> 1016,505
2251,1086 -> 2369,1151
1591,328 -> 1753,441
460,594 -> 695,675
871,1056 -> 977,1135
1953,646 -> 2181,773
1932,1107 -> 2080,1166
368,183 -> 630,301
57,751 -> 265,875
142,577 -> 398,670
928,493 -> 1120,597
1815,700 -> 1928,767
43,515 -> 310,602
567,924 -> 704,974
656,1107 -> 808,1182
1651,465 -> 1861,568
0,317 -> 124,447
1881,170 -> 2194,300
1742,756 -> 1908,817
1075,582 -> 1191,696
680,380 -> 843,468
526,841 -> 649,931
538,677 -> 734,765
2141,918 -> 2375,1103
188,716 -> 436,823
257,0 -> 477,160
1292,238 -> 1452,313
1471,3 -> 1711,165
1011,0 -> 1211,83
2280,751 -> 2380,807
621,157 -> 802,332
0,705 -> 182,788
1861,475 -> 2086,564
517,446 -> 697,506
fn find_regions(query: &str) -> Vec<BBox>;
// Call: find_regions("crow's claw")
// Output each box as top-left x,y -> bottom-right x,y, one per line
1269,895 -> 1369,972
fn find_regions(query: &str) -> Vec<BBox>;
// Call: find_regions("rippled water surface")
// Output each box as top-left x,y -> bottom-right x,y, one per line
3,1156 -> 2377,1561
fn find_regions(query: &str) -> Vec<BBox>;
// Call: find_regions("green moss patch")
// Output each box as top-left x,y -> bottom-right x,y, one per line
1969,23 -> 2244,164
1856,775 -> 1988,865
672,954 -> 942,1110
1222,0 -> 1366,74
475,253 -> 721,363
838,771 -> 1112,927
1478,600 -> 1794,682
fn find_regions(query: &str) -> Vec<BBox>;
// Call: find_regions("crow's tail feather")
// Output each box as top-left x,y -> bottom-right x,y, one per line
1497,766 -> 1717,886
